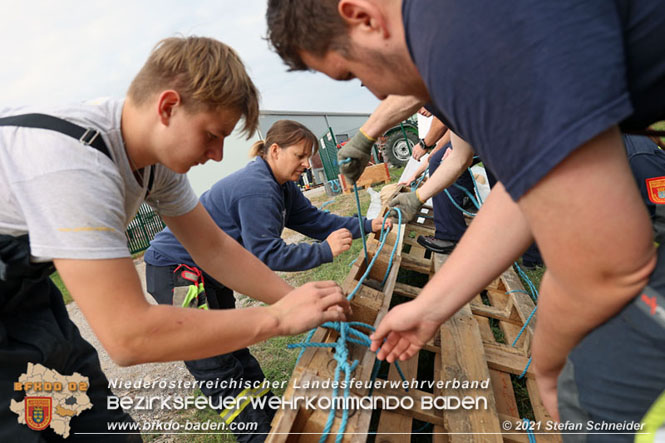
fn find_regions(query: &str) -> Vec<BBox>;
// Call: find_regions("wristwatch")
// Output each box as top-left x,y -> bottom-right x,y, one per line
419,138 -> 435,151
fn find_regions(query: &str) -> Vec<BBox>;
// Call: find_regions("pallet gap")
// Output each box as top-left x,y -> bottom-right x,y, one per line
489,318 -> 507,344
416,350 -> 435,394
412,418 -> 434,442
480,289 -> 491,306
423,248 -> 432,260
366,408 -> 382,442
511,374 -> 536,421
397,268 -> 429,288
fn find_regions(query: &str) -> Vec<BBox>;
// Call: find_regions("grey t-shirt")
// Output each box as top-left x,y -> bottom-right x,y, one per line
0,98 -> 198,261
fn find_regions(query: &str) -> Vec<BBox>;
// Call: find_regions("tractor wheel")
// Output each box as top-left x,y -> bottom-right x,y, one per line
383,130 -> 418,167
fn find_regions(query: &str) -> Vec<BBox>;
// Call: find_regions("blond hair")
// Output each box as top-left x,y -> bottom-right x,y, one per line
250,120 -> 319,158
128,36 -> 260,138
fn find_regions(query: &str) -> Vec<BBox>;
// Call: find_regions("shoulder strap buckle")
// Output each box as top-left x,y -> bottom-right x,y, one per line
79,128 -> 100,146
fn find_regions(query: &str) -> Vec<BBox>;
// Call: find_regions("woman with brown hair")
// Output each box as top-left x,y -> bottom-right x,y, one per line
144,119 -> 386,441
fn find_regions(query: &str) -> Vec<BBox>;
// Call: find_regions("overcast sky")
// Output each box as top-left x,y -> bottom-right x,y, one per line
0,1 -> 379,112
0,1 -> 382,194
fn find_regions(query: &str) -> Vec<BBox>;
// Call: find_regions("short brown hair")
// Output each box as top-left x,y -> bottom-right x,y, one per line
266,0 -> 347,71
128,36 -> 260,137
249,120 -> 319,158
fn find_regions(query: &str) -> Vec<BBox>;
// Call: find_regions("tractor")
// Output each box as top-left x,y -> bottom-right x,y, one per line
377,117 -> 419,167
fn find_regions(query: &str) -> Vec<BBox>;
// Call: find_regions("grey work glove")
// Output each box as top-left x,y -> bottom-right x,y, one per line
389,190 -> 424,223
337,130 -> 375,183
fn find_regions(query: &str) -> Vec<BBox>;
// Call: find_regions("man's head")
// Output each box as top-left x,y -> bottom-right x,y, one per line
126,36 -> 260,173
128,36 -> 259,136
266,0 -> 428,100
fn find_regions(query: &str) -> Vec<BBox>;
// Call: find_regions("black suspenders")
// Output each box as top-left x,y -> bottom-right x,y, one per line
0,113 -> 153,195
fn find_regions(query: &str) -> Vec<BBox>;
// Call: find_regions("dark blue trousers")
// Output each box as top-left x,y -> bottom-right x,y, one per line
428,145 -> 474,242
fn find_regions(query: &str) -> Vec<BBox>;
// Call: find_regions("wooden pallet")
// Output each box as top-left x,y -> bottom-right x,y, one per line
269,203 -> 559,442
340,163 -> 391,194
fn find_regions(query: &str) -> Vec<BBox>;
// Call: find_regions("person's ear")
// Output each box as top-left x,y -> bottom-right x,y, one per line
157,90 -> 181,126
269,143 -> 281,159
338,0 -> 389,38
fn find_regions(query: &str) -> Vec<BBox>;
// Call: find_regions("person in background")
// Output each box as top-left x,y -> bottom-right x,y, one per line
144,119 -> 387,441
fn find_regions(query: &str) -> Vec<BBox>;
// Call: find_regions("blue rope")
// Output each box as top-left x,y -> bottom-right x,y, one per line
452,182 -> 480,209
287,164 -> 408,440
381,209 -> 402,286
414,422 -> 432,433
522,418 -> 537,443
410,168 -> 429,191
353,183 -> 369,267
294,328 -> 319,366
512,262 -> 539,302
329,179 -> 342,193
519,356 -> 532,379
444,189 -> 477,217
468,167 -> 485,205
287,320 -> 407,443
511,306 -> 537,347
320,199 -> 335,211
346,208 -> 402,301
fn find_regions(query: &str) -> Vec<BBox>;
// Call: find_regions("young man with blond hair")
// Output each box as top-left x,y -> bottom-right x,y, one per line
266,1 -> 665,440
0,36 -> 349,440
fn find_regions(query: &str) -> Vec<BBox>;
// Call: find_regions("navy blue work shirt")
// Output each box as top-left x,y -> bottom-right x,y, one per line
403,0 -> 665,200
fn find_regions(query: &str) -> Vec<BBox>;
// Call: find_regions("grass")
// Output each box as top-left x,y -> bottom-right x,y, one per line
51,272 -> 72,304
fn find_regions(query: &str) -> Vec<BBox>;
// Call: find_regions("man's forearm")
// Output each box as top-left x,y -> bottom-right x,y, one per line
418,133 -> 473,201
518,127 -> 657,377
361,95 -> 424,139
417,183 -> 534,321
422,116 -> 447,147
127,304 -> 281,364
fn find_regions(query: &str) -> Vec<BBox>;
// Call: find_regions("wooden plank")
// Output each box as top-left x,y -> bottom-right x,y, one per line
433,351 -> 450,443
341,163 -> 390,193
489,370 -> 520,421
525,378 -> 562,442
475,315 -> 495,343
469,304 -> 519,324
498,414 -> 532,443
376,354 -> 419,440
483,343 -> 535,377
392,282 -> 421,300
486,287 -> 511,311
400,254 -> 432,274
439,304 -> 503,441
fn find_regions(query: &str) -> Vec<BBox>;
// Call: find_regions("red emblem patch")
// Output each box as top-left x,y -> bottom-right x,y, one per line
646,176 -> 665,204
25,397 -> 52,431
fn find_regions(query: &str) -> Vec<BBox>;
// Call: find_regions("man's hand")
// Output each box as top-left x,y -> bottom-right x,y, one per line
371,216 -> 392,233
398,173 -> 418,186
412,142 -> 427,161
369,299 -> 442,363
389,191 -> 424,222
326,228 -> 353,257
268,281 -> 350,335
338,130 -> 375,183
